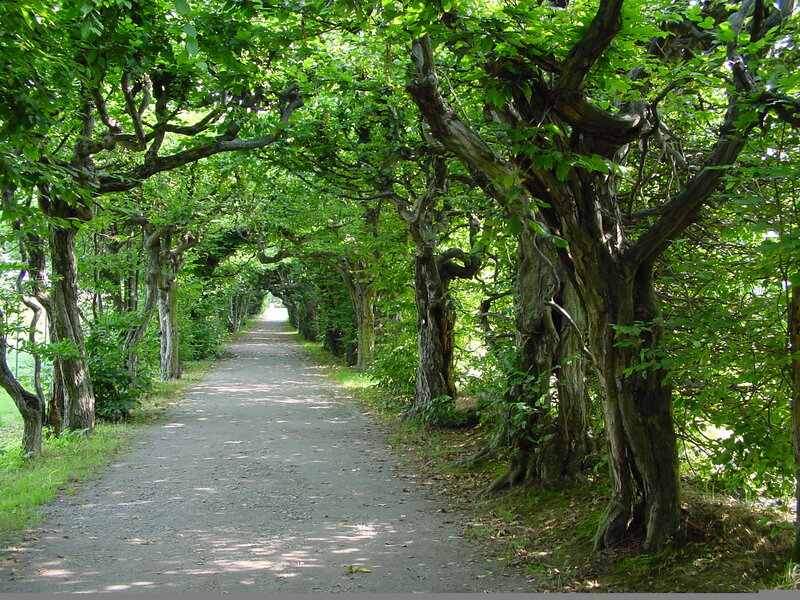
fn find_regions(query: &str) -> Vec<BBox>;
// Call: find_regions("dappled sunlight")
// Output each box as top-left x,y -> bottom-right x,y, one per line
1,315 -> 510,594
14,517 -> 436,593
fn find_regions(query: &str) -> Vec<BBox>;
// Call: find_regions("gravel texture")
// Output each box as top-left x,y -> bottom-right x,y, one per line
0,309 -> 536,593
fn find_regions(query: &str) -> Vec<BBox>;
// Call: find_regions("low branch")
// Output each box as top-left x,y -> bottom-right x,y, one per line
121,69 -> 147,147
554,0 -> 624,92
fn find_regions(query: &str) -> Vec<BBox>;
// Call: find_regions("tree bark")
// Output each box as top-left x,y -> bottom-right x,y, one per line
48,355 -> 65,434
17,228 -> 63,434
581,262 -> 680,552
788,284 -> 800,562
487,224 -> 590,490
551,279 -> 591,479
122,226 -> 164,372
351,282 -> 376,372
408,246 -> 458,418
49,225 -> 95,432
158,276 -> 181,380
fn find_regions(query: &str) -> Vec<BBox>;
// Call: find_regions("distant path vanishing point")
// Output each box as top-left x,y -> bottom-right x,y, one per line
0,307 -> 534,593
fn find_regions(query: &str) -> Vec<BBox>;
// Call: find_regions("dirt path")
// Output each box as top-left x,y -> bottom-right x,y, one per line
0,309 -> 535,593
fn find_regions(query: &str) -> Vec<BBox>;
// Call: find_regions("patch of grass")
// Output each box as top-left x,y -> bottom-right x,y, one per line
0,390 -> 23,429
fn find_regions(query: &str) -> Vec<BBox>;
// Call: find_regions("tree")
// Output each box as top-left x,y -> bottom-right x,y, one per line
397,0 -> 799,550
2,0 -> 305,428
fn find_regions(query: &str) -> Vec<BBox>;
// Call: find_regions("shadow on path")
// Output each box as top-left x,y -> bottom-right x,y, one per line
0,309 -> 534,593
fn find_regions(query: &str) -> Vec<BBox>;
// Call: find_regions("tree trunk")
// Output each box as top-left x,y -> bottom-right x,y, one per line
0,311 -> 45,456
788,284 -> 800,562
587,264 -> 680,552
158,277 -> 181,380
3,377 -> 44,457
49,225 -> 95,432
47,355 -> 65,434
123,229 -> 162,372
408,247 -> 457,420
488,225 -> 561,491
551,279 -> 591,479
351,282 -> 376,372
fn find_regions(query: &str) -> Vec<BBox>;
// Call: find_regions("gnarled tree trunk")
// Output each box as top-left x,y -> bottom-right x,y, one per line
410,246 -> 458,416
158,276 -> 181,380
49,225 -> 95,432
583,263 -> 679,551
487,224 -> 591,491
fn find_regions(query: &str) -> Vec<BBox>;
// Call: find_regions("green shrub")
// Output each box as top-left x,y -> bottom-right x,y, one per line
86,314 -> 153,422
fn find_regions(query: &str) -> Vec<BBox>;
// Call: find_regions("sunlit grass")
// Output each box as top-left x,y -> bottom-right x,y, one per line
0,350 -> 37,429
0,390 -> 23,428
294,335 -> 378,390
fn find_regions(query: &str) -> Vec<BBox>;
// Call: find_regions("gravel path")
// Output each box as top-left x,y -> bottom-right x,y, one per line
0,309 -> 535,593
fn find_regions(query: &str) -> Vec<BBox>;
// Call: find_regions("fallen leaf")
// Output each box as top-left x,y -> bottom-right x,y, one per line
345,566 -> 372,573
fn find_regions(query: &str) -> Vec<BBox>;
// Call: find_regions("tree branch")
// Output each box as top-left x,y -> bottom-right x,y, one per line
96,86 -> 303,194
554,0 -> 624,93
121,69 -> 147,148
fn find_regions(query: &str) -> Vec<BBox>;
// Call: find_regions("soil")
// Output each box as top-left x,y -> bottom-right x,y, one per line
0,309 -> 536,593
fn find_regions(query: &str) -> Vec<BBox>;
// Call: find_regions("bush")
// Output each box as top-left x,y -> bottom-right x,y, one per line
85,314 -> 153,422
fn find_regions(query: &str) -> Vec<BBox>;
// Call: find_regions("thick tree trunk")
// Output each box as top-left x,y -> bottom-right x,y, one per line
488,227 -> 563,491
158,278 -> 181,380
788,284 -> 800,562
550,280 -> 591,479
49,226 -> 95,432
408,247 -> 457,420
587,264 -> 680,552
5,379 -> 44,457
350,283 -> 376,372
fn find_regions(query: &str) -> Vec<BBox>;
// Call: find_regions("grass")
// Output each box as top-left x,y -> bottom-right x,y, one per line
0,358 -> 214,547
295,332 -> 800,593
0,390 -> 23,428
0,350 -> 37,429
295,335 -> 384,395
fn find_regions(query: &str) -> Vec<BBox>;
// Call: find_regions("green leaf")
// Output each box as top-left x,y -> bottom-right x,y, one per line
508,212 -> 522,236
175,0 -> 190,15
555,159 -> 570,181
698,16 -> 715,29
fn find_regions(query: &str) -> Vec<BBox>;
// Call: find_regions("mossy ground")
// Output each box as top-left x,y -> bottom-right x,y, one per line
380,422 -> 798,592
